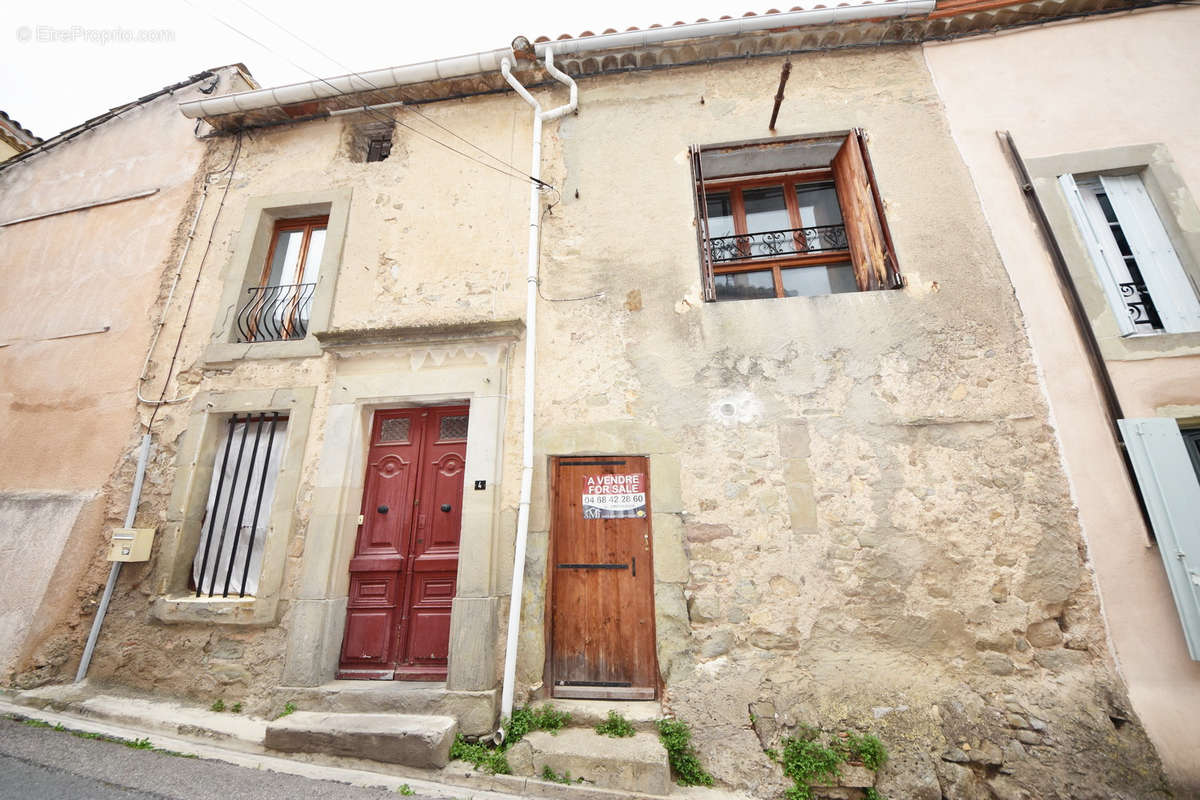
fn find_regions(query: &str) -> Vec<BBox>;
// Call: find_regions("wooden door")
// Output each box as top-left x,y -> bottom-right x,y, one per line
338,406 -> 468,680
550,456 -> 657,699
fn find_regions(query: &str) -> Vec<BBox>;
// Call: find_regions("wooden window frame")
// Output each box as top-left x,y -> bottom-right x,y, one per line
247,215 -> 328,341
258,215 -> 328,287
704,169 -> 852,299
691,129 -> 902,302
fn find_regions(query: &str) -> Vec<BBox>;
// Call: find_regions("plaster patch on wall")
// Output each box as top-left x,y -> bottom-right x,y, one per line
711,392 -> 764,426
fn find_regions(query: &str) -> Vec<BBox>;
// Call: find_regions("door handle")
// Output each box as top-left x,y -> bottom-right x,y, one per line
377,505 -> 389,514
440,504 -> 452,512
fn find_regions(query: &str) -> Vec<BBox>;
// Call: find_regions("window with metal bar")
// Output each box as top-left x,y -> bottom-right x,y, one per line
1060,172 -> 1200,335
192,412 -> 288,598
236,217 -> 326,343
689,130 -> 902,302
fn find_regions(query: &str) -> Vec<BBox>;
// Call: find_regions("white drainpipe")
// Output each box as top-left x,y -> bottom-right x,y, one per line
497,48 -> 577,737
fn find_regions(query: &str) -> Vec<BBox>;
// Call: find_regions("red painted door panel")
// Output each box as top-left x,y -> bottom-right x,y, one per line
338,406 -> 468,680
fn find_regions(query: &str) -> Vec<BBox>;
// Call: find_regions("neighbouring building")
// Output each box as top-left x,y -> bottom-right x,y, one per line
0,66 -> 257,684
925,3 -> 1200,789
4,1 -> 1196,798
0,111 -> 40,162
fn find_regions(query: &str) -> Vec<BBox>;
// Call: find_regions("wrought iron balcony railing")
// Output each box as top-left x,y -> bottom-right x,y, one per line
1117,280 -> 1163,330
707,224 -> 848,263
236,282 -> 316,343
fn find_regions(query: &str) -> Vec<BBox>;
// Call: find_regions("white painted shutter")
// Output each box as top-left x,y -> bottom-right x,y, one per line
1100,174 -> 1200,333
1059,174 -> 1136,336
1118,417 -> 1200,660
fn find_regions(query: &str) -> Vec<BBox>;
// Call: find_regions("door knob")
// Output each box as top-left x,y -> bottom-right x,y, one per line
377,505 -> 389,514
440,504 -> 452,512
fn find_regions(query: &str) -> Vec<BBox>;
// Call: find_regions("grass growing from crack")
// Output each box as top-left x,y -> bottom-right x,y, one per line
8,715 -> 197,759
275,701 -> 297,719
449,704 -> 573,776
595,710 -> 636,738
656,718 -> 713,787
541,765 -> 573,784
771,726 -> 888,800
395,784 -> 415,795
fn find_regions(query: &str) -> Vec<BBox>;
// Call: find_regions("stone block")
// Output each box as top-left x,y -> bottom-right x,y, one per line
447,596 -> 498,692
651,513 -> 689,584
265,711 -> 456,768
519,728 -> 670,795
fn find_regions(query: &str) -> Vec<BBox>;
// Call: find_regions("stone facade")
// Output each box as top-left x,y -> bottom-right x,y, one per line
2,7 -> 1184,799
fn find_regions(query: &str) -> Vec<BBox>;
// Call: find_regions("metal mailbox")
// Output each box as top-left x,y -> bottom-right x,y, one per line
107,528 -> 155,562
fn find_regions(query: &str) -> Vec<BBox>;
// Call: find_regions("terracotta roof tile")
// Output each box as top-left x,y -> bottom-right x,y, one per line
529,1 -> 930,45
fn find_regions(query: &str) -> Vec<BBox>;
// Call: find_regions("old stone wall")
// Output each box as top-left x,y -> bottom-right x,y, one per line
516,46 -> 1170,797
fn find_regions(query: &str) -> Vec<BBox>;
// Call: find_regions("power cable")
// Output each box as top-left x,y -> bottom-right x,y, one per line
235,0 -> 532,180
180,0 -> 548,187
146,133 -> 243,430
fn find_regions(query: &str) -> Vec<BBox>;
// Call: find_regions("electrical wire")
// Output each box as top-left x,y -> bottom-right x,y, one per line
180,0 -> 548,188
235,0 -> 532,180
145,133 -> 243,430
535,186 -> 605,303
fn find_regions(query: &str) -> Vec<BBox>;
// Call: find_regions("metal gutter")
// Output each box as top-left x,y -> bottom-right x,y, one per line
178,0 -> 935,120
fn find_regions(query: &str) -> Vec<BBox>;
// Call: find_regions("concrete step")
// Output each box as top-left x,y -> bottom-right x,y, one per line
13,686 -> 267,752
541,698 -> 663,732
272,680 -> 495,737
265,710 -> 457,769
507,728 -> 671,796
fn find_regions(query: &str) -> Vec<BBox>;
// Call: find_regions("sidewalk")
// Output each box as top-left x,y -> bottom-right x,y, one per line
1,685 -> 744,800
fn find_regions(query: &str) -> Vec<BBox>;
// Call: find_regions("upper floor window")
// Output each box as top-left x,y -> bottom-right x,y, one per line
1060,172 -> 1200,335
236,216 -> 326,343
690,130 -> 902,302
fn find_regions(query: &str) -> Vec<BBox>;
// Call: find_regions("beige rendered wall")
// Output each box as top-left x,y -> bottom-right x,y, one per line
923,6 -> 1200,790
0,68 -> 246,682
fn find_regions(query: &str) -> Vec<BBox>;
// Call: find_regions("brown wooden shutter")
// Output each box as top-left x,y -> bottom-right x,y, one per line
832,129 -> 897,291
690,146 -> 717,302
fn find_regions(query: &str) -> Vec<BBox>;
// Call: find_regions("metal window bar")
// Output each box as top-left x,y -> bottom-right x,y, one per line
236,283 -> 316,343
707,224 -> 847,263
1117,280 -> 1164,330
194,412 -> 286,598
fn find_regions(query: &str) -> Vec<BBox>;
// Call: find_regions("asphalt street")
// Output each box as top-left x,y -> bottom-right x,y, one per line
0,716 -> 436,800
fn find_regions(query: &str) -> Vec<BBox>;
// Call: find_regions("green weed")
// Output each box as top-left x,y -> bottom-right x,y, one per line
775,727 -> 889,800
505,705 -> 571,742
230,702 -> 243,714
541,765 -> 572,784
656,718 -> 713,787
449,734 -> 511,775
276,701 -> 297,719
595,710 -> 636,738
396,784 -> 415,795
209,699 -> 225,713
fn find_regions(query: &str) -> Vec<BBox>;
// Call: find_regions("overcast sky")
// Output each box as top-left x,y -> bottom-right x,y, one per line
3,0 -> 743,138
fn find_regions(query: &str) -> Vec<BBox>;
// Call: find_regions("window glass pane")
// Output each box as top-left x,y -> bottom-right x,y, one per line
794,181 -> 845,239
706,192 -> 734,239
714,270 -> 776,301
742,187 -> 790,233
743,186 -> 795,258
266,229 -> 304,286
299,228 -> 326,284
781,263 -> 857,297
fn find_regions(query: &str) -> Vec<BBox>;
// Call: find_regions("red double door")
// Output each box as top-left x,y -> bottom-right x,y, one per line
338,406 -> 468,680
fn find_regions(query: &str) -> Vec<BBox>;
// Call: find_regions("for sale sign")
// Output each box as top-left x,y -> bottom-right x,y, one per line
582,473 -> 647,519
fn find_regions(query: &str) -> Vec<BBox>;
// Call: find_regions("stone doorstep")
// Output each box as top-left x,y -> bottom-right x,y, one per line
505,728 -> 672,796
265,710 -> 457,769
271,681 -> 497,738
541,698 -> 665,732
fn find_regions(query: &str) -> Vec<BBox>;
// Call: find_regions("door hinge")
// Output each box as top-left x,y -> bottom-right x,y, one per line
357,514 -> 364,525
